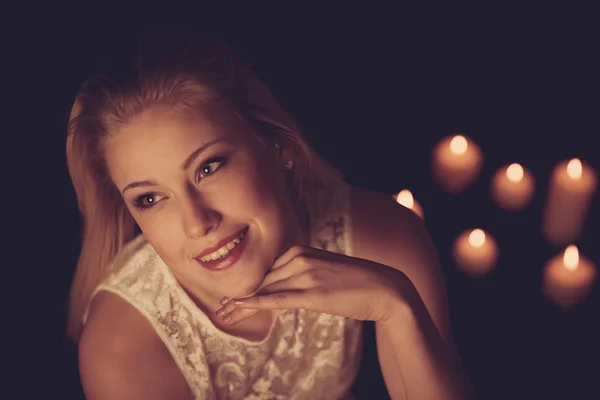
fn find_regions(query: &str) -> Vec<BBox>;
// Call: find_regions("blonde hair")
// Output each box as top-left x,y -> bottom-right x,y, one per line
65,26 -> 342,341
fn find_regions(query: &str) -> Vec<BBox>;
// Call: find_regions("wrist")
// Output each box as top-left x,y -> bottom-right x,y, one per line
380,294 -> 414,325
380,273 -> 420,325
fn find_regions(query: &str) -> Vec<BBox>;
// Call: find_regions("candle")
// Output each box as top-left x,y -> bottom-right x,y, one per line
431,134 -> 483,194
452,228 -> 499,277
542,245 -> 597,309
542,158 -> 597,245
490,163 -> 535,211
393,189 -> 424,219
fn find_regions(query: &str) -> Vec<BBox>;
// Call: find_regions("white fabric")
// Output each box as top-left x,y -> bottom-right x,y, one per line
84,181 -> 363,399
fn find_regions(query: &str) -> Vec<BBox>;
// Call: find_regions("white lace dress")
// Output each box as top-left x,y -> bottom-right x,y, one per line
83,182 -> 363,399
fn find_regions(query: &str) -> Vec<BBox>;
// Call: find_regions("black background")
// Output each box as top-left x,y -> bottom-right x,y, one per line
4,3 -> 599,399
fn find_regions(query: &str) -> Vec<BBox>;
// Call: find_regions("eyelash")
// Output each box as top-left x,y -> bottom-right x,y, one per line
131,156 -> 227,212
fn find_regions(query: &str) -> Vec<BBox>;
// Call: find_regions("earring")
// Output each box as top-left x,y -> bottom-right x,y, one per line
275,142 -> 292,170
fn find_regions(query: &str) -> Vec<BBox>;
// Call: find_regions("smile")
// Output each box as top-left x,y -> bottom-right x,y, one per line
194,227 -> 249,271
198,229 -> 246,261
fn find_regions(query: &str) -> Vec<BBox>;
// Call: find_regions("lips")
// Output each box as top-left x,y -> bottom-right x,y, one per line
194,226 -> 248,259
193,226 -> 249,271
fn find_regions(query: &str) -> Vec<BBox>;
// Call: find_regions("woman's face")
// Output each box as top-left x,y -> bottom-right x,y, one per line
104,106 -> 300,306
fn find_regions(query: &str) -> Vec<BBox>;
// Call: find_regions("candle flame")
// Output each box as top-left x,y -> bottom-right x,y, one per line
450,135 -> 468,155
396,189 -> 415,209
566,158 -> 583,180
506,163 -> 524,182
469,229 -> 486,248
563,245 -> 579,271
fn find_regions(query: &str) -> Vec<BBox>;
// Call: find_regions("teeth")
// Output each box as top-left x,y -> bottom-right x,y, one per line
199,229 -> 246,262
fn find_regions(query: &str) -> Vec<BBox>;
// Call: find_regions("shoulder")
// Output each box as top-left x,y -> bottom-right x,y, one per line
79,291 -> 192,400
348,185 -> 434,257
349,185 -> 455,340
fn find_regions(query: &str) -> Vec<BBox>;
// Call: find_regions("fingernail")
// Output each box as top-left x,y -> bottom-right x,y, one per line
220,297 -> 230,305
233,299 -> 245,305
216,308 -> 226,316
223,315 -> 232,323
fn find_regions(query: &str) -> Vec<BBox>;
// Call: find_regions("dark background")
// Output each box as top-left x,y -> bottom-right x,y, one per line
5,4 -> 599,400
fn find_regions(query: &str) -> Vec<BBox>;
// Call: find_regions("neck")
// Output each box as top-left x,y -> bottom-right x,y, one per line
177,277 -> 224,315
294,198 -> 312,247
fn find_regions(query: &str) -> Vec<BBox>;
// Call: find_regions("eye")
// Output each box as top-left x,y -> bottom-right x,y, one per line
197,156 -> 227,181
130,156 -> 227,212
132,193 -> 164,212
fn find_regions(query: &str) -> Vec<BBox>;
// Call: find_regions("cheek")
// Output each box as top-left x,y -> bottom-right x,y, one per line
135,215 -> 187,263
224,156 -> 287,211
224,165 -> 292,245
234,169 -> 290,224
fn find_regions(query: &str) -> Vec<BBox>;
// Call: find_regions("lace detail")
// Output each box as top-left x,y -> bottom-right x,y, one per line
85,181 -> 363,399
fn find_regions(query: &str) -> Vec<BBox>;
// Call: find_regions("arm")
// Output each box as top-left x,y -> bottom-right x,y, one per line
79,291 -> 193,400
351,188 -> 476,399
376,280 -> 476,400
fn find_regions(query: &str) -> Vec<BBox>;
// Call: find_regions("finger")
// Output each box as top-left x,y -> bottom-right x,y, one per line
215,299 -> 238,318
222,307 -> 260,326
233,289 -> 312,310
270,245 -> 311,271
263,245 -> 340,288
260,255 -> 313,288
260,270 -> 320,294
272,244 -> 343,271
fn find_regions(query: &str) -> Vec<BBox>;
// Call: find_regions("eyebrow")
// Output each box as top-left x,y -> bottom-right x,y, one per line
121,138 -> 226,195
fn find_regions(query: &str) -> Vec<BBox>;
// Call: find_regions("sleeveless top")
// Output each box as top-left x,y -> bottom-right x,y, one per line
83,181 -> 363,400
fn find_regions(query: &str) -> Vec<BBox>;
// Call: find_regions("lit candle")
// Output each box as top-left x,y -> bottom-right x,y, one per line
542,245 -> 597,309
452,228 -> 499,277
490,163 -> 535,211
431,134 -> 483,194
393,189 -> 424,219
542,158 -> 597,245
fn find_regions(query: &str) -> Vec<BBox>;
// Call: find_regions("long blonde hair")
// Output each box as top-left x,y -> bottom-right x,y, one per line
65,26 -> 342,341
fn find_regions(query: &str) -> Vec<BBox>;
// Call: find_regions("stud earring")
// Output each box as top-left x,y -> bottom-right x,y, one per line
275,142 -> 280,149
284,160 -> 294,170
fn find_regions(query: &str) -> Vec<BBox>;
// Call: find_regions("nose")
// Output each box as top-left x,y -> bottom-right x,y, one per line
181,196 -> 221,239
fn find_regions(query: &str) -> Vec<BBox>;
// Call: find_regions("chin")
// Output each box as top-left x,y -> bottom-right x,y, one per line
221,263 -> 268,298
225,280 -> 263,299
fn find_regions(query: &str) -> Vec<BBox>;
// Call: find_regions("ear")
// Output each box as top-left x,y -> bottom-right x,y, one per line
274,141 -> 294,169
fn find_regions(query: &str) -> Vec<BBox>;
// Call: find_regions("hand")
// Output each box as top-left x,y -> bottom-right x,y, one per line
215,245 -> 412,325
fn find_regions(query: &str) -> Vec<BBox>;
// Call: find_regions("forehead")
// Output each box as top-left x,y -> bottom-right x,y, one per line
116,106 -> 228,146
104,106 -> 250,187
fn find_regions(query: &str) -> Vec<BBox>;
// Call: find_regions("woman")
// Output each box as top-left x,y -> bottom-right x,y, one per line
66,26 -> 475,399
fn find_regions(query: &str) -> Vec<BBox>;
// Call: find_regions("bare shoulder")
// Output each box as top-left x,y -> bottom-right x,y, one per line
79,291 -> 192,400
349,185 -> 455,340
348,185 -> 433,257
